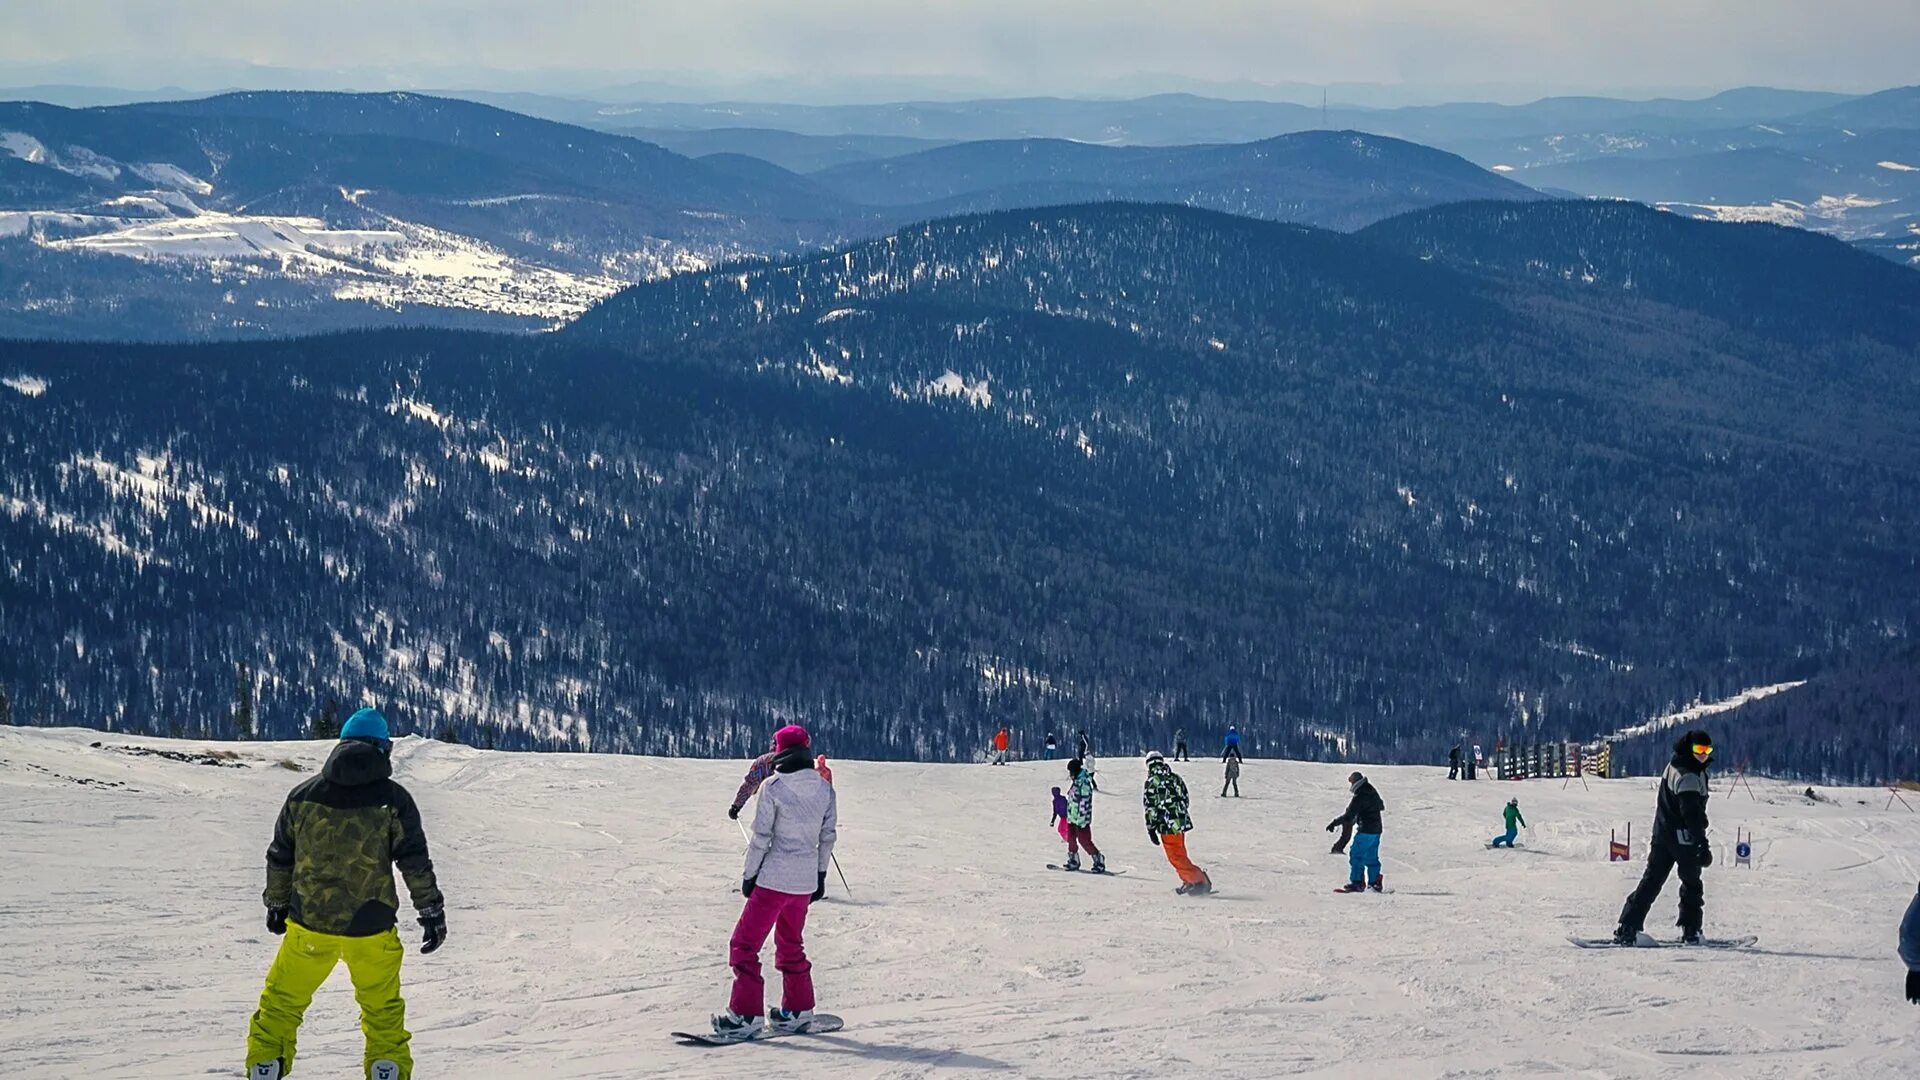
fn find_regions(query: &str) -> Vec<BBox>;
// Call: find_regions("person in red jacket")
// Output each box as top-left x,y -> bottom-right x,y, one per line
992,728 -> 1011,765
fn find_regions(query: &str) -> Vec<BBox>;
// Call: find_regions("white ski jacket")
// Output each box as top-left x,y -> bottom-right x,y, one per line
743,765 -> 838,895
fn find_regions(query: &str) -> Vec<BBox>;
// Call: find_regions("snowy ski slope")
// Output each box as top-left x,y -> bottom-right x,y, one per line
2,726 -> 1917,1078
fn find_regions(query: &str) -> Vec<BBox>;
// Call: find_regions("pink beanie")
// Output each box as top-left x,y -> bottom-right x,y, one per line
774,724 -> 811,752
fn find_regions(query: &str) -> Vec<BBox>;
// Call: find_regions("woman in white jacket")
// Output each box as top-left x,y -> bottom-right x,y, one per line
712,724 -> 838,1040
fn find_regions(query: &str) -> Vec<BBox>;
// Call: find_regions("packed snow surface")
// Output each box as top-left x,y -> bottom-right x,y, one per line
3,726 -> 1918,1078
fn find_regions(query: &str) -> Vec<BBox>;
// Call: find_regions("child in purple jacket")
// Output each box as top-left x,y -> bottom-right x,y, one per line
1050,787 -> 1072,845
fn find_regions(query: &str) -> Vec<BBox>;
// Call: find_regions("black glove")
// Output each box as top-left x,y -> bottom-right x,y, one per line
1699,843 -> 1713,868
1325,820 -> 1340,833
810,871 -> 827,904
418,905 -> 446,954
1148,829 -> 1161,846
266,907 -> 288,936
728,804 -> 741,821
1907,970 -> 1920,1004
742,876 -> 757,898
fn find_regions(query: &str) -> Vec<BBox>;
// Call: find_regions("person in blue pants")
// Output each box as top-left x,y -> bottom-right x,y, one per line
1491,798 -> 1526,847
1327,771 -> 1385,892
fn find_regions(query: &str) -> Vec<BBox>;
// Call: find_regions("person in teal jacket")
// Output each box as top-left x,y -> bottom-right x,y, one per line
1491,798 -> 1526,847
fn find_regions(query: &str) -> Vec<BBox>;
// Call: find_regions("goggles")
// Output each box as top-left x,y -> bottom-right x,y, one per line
1690,743 -> 1714,757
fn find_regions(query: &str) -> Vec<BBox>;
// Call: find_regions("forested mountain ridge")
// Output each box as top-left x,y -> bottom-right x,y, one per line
3,202 -> 1916,778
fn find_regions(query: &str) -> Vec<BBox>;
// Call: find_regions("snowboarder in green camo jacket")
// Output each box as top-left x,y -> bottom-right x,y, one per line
246,708 -> 446,1080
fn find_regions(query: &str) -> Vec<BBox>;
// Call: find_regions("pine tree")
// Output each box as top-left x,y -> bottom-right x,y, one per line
482,724 -> 496,751
437,722 -> 459,744
0,684 -> 11,727
233,662 -> 255,740
313,696 -> 341,740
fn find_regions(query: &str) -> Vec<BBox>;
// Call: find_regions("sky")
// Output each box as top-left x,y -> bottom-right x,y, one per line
1,0 -> 1917,104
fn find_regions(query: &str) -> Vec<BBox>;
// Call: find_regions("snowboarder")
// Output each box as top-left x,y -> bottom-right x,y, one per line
1448,744 -> 1462,780
713,724 -> 838,1041
1327,771 -> 1385,892
1050,786 -> 1072,847
1174,728 -> 1190,762
1220,741 -> 1242,797
1612,729 -> 1714,945
992,727 -> 1011,765
1062,758 -> 1106,873
1044,732 -> 1058,759
246,708 -> 446,1080
728,738 -> 781,820
1902,882 -> 1920,1004
1144,751 -> 1212,894
1491,798 -> 1526,847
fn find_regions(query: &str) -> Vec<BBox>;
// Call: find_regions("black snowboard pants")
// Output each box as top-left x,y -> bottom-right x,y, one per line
1617,838 -> 1704,935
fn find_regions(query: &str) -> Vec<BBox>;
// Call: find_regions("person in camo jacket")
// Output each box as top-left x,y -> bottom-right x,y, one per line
1144,751 -> 1213,895
247,708 -> 445,1080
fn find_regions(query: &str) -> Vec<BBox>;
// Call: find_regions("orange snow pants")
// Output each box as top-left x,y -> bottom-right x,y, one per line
1160,832 -> 1209,886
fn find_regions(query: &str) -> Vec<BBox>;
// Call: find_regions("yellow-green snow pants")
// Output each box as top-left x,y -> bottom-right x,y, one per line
246,920 -> 412,1079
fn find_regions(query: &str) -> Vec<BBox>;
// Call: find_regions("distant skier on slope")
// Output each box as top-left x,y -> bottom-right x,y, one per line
992,727 -> 1011,765
1448,743 -> 1462,780
1223,726 -> 1241,759
1076,729 -> 1092,764
713,724 -> 837,1042
1328,771 -> 1386,892
1144,751 -> 1213,895
1062,758 -> 1107,873
1490,798 -> 1526,847
1612,729 -> 1714,946
1044,732 -> 1058,759
1220,741 -> 1242,798
1174,728 -> 1190,762
1902,882 -> 1920,1004
1050,786 -> 1073,849
246,708 -> 446,1080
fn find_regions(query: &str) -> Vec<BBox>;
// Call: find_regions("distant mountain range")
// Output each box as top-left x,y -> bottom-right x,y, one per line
0,91 -> 1535,340
5,200 -> 1917,778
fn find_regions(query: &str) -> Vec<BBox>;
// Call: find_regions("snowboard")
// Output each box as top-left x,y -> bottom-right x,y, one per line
1567,934 -> 1757,950
672,1013 -> 845,1045
1046,864 -> 1129,875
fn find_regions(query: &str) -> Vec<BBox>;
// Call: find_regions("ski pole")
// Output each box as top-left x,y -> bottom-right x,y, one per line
831,853 -> 852,897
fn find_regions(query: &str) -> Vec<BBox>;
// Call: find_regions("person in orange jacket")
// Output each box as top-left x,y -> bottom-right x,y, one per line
992,727 -> 1011,765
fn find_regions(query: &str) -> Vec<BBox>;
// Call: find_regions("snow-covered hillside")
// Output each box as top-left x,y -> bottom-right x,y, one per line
3,726 -> 1918,1078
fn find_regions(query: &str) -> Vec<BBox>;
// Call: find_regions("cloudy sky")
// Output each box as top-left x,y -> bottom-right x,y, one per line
2,0 -> 1915,103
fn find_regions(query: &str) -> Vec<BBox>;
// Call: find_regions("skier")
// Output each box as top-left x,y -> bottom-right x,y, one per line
1612,729 -> 1714,945
814,754 -> 834,784
1220,741 -> 1242,797
1144,751 -> 1212,895
728,739 -> 780,820
1448,743 -> 1462,780
1174,728 -> 1190,762
1044,732 -> 1058,759
1902,881 -> 1920,1004
1062,758 -> 1106,873
1076,728 -> 1092,763
1327,771 -> 1385,892
713,724 -> 837,1041
1223,726 -> 1241,758
246,708 -> 445,1080
1050,786 -> 1072,847
1491,797 -> 1526,847
992,727 -> 1011,765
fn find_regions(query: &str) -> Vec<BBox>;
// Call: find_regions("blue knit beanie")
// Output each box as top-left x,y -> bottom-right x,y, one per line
341,707 -> 391,748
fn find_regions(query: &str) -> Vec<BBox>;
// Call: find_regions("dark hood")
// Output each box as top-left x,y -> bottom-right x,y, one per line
323,739 -> 393,786
1670,730 -> 1712,773
771,744 -> 814,774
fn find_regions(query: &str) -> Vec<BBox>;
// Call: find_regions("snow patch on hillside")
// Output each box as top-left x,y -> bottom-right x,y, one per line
2,374 -> 49,397
924,370 -> 992,407
1606,680 -> 1806,743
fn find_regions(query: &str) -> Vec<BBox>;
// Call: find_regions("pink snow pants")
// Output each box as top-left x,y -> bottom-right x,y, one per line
728,886 -> 814,1017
